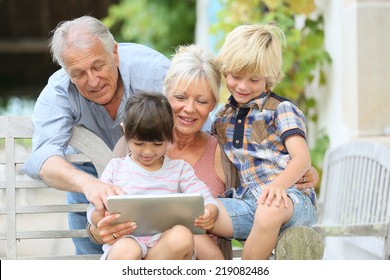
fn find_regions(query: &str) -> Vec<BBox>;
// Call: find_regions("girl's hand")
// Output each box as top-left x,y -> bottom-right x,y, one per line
97,212 -> 137,245
194,208 -> 214,230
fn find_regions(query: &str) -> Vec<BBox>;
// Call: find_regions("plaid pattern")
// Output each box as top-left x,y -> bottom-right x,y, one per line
212,91 -> 307,199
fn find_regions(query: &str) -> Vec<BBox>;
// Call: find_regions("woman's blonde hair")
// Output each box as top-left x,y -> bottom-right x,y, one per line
164,44 -> 221,104
217,22 -> 285,90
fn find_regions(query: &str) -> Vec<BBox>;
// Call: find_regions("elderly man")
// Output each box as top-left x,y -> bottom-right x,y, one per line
23,15 -> 170,255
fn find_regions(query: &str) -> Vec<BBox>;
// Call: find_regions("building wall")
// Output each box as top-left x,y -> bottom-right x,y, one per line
315,0 -> 390,259
318,0 -> 390,148
197,0 -> 390,259
197,0 -> 390,149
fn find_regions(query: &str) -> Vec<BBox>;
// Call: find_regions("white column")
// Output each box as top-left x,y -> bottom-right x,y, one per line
319,0 -> 390,147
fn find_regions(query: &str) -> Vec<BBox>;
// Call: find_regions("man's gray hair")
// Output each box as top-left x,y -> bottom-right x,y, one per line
49,15 -> 116,68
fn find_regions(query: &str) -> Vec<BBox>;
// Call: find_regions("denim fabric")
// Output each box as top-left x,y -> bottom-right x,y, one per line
218,188 -> 257,239
67,162 -> 103,255
280,187 -> 318,232
219,187 -> 317,240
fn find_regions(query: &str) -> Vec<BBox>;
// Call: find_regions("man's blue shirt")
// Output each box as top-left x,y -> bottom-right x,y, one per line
23,43 -> 170,179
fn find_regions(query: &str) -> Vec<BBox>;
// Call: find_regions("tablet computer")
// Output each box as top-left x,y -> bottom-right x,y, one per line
106,193 -> 205,236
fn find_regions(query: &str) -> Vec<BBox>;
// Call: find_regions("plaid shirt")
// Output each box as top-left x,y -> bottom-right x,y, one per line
212,91 -> 307,199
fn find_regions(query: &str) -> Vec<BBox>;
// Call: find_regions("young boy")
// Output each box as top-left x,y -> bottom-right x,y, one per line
87,92 -> 220,260
211,22 -> 318,259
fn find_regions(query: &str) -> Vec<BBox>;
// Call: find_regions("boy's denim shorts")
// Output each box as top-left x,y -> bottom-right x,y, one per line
218,187 -> 318,240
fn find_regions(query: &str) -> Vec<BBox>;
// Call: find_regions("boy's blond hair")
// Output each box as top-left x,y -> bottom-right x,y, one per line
217,22 -> 285,90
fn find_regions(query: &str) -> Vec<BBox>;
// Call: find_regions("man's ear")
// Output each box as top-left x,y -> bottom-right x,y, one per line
113,42 -> 120,67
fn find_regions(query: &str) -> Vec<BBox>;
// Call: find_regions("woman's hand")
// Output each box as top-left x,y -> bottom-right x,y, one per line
295,166 -> 319,189
97,212 -> 137,245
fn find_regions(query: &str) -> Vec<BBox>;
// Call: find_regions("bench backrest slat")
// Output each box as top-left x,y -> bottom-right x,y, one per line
317,140 -> 390,259
0,116 -> 112,259
319,141 -> 390,225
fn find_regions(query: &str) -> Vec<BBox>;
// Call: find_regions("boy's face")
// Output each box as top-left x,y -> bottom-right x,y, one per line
225,72 -> 266,107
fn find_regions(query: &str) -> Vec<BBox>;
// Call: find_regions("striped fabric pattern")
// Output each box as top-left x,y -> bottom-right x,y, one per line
101,155 -> 217,207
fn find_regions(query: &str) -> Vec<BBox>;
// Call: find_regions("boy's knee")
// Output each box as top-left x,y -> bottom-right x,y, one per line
254,205 -> 286,230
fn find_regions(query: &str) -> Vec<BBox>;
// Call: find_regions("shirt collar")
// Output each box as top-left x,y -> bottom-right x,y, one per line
226,91 -> 270,110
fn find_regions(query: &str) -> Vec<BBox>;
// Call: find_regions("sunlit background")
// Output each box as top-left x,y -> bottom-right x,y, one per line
1,0 -> 390,260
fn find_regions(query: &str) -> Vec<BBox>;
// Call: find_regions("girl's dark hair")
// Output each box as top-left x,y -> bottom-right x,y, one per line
122,92 -> 174,142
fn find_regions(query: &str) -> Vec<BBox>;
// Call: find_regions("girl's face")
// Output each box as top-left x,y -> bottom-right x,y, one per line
167,78 -> 216,137
225,72 -> 267,107
127,139 -> 168,171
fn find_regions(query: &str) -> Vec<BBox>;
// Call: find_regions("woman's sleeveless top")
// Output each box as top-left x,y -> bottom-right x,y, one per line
193,135 -> 225,197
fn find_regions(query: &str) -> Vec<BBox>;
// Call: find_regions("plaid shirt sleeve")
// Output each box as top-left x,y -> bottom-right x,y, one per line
274,101 -> 307,143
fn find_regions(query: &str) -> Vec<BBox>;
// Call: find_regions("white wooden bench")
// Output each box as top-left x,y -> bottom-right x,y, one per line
4,116 -> 387,259
312,141 -> 390,259
0,116 -> 111,260
1,115 -> 324,260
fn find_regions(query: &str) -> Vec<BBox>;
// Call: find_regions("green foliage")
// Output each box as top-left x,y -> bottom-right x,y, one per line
15,138 -> 32,149
310,129 -> 329,193
212,0 -> 332,185
232,239 -> 243,248
212,1 -> 331,118
102,0 -> 196,57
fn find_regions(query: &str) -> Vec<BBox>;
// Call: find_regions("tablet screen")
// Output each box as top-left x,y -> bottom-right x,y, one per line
107,193 -> 205,236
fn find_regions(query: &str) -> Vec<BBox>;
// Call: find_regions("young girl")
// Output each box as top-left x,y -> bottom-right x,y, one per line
211,22 -> 318,259
87,92 -> 220,260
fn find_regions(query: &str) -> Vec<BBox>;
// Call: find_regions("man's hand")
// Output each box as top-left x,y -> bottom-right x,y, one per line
83,180 -> 125,215
39,156 -> 126,213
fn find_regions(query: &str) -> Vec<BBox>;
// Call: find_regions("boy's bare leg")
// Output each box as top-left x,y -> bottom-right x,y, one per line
242,199 -> 293,260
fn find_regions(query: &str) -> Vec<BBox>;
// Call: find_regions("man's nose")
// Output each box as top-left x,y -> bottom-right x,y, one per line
86,71 -> 99,87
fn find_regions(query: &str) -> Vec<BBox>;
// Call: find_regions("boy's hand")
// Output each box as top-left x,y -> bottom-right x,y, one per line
258,183 -> 289,208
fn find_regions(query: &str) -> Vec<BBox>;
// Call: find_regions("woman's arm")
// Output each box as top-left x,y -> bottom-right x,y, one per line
87,213 -> 137,245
